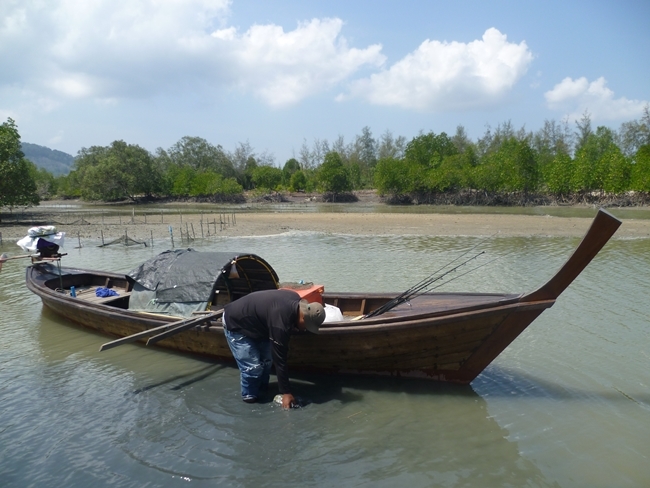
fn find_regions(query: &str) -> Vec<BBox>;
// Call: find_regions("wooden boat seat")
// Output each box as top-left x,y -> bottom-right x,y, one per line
74,287 -> 132,305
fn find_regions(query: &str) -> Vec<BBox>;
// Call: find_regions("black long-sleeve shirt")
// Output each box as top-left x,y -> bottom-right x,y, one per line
223,289 -> 301,394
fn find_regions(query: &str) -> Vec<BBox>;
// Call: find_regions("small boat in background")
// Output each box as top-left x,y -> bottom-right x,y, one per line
25,209 -> 621,384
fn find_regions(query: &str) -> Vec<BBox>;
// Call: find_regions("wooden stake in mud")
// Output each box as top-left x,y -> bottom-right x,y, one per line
169,226 -> 174,248
101,230 -> 105,246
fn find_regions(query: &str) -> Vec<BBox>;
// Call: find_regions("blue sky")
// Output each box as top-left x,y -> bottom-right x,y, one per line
1,0 -> 649,164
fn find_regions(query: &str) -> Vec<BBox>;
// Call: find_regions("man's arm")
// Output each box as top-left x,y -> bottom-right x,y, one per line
271,336 -> 291,394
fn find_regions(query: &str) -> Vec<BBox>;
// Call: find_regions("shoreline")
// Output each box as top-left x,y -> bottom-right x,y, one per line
2,202 -> 650,244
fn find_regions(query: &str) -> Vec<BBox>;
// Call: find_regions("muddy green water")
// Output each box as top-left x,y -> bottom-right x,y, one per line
1,213 -> 649,487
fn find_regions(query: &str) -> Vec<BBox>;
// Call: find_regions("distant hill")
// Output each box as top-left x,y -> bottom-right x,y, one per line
21,142 -> 74,176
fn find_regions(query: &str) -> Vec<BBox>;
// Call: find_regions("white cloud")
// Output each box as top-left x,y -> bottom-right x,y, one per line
0,0 -> 231,100
46,73 -> 99,99
0,1 -> 384,111
545,76 -> 648,121
211,18 -> 385,107
343,28 -> 533,111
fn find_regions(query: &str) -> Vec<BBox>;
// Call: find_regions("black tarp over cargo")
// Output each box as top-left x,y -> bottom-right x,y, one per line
126,249 -> 279,317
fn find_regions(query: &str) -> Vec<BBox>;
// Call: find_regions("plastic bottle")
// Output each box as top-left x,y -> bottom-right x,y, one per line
70,286 -> 76,297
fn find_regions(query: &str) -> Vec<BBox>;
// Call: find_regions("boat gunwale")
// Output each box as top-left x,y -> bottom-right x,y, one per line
26,264 -> 532,334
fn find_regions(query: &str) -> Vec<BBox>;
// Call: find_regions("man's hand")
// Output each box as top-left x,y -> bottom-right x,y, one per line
282,393 -> 296,410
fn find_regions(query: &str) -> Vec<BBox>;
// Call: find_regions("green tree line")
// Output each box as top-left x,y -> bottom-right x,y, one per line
2,108 -> 650,208
1,118 -> 40,216
374,111 -> 650,202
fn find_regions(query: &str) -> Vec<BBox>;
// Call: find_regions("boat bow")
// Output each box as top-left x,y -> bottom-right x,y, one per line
521,208 -> 621,303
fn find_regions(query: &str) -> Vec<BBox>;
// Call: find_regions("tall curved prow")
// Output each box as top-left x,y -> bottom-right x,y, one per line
459,209 -> 621,383
520,208 -> 621,303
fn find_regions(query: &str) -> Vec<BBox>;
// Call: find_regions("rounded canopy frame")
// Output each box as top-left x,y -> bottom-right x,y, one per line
126,249 -> 279,316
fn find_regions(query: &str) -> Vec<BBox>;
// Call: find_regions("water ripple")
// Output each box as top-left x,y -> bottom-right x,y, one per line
2,233 -> 650,486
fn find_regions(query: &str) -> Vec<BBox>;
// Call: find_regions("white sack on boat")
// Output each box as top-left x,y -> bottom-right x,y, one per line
17,231 -> 66,252
324,303 -> 344,323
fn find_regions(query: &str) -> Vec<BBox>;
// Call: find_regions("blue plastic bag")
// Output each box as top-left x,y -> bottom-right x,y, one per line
96,287 -> 119,298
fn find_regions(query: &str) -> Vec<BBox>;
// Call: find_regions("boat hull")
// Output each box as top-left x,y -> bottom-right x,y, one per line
25,208 -> 622,385
28,265 -> 551,384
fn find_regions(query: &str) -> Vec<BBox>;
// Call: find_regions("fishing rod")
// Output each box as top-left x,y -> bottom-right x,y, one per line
361,232 -> 503,319
392,251 -> 486,305
363,249 -> 514,320
392,232 -> 498,304
364,250 -> 486,318
424,252 -> 511,293
363,232 -> 499,318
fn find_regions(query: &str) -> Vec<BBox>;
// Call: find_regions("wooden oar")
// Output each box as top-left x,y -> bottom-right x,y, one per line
99,309 -> 222,352
146,309 -> 223,346
0,253 -> 37,272
0,253 -> 35,262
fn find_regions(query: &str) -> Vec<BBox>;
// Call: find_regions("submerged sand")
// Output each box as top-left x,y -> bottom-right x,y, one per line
1,203 -> 649,247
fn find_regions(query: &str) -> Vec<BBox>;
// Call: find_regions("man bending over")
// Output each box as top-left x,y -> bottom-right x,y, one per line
223,289 -> 325,409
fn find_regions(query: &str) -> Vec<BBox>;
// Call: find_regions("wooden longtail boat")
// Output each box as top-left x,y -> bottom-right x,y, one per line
25,209 -> 621,384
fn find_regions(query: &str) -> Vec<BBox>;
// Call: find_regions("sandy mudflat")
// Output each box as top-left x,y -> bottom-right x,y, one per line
223,212 -> 650,238
1,203 -> 650,246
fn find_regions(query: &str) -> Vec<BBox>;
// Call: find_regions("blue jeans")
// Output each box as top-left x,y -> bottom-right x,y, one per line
223,323 -> 272,400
